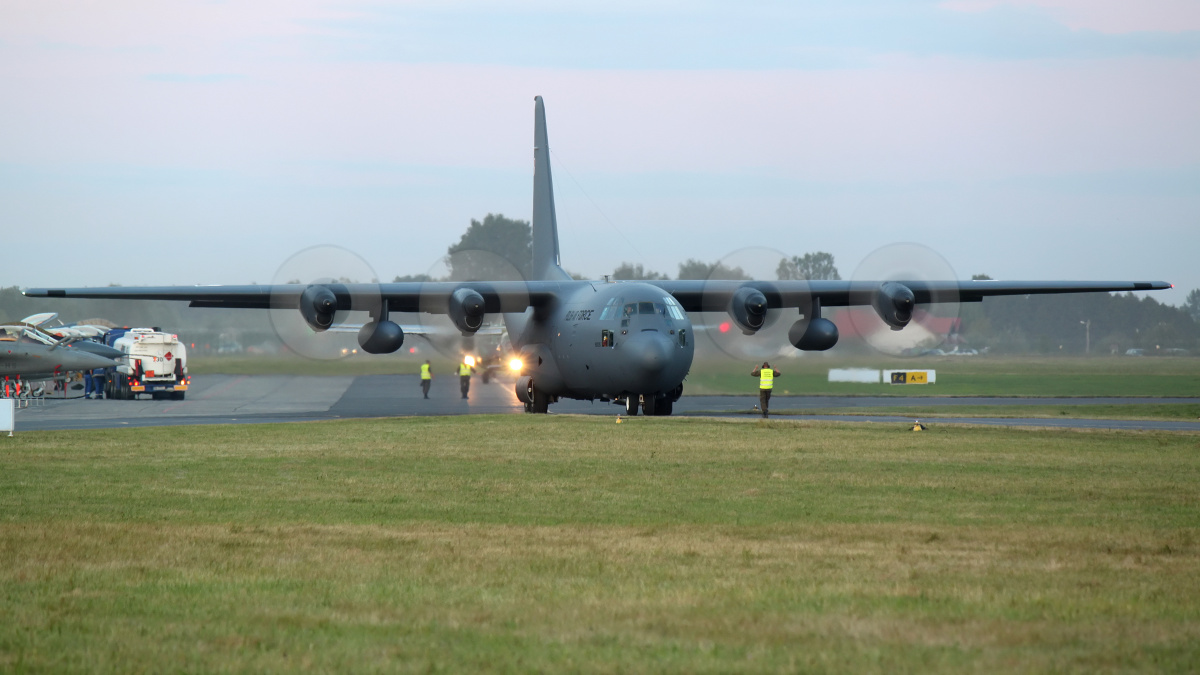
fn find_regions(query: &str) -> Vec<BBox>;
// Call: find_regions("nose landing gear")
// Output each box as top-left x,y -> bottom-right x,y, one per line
622,387 -> 680,417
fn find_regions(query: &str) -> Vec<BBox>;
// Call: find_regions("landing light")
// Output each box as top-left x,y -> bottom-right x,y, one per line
508,358 -> 523,372
464,355 -> 476,367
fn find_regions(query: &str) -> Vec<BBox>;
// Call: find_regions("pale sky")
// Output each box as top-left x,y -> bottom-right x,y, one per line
2,0 -> 1198,304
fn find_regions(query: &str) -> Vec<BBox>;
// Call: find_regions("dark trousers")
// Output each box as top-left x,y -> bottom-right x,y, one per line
421,379 -> 431,398
759,388 -> 772,417
460,376 -> 471,399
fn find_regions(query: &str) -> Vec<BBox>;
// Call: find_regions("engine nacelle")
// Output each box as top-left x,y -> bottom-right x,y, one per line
357,320 -> 405,354
448,287 -> 486,334
728,287 -> 768,334
872,282 -> 916,330
299,285 -> 338,332
789,318 -> 839,351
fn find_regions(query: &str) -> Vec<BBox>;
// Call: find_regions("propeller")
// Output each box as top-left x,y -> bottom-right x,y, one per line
846,242 -> 962,357
268,245 -> 382,360
415,248 -> 528,361
694,246 -> 801,362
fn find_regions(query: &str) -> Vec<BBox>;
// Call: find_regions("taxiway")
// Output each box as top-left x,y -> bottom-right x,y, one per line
10,374 -> 1200,432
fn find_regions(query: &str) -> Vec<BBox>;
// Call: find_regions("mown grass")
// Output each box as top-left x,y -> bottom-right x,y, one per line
754,403 -> 1200,421
3,417 -> 1198,672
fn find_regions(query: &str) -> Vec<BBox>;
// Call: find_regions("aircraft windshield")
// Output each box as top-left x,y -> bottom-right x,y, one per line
0,325 -> 57,346
662,296 -> 686,320
598,297 -> 623,321
618,301 -> 673,329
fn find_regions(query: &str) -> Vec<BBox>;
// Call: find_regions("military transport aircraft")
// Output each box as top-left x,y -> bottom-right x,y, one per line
24,97 -> 1171,415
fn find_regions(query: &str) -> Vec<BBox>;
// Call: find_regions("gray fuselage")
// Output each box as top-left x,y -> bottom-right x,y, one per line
506,281 -> 694,401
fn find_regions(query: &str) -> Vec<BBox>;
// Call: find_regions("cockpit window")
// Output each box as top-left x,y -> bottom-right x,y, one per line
1,326 -> 56,346
598,297 -> 623,321
662,296 -> 686,321
639,302 -> 659,315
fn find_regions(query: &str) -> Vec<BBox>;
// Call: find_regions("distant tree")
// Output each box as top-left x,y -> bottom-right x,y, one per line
776,252 -> 841,281
971,274 -> 993,281
446,213 -> 532,281
612,262 -> 668,281
1186,288 -> 1200,322
677,259 -> 751,281
392,274 -> 433,283
967,290 -> 1200,354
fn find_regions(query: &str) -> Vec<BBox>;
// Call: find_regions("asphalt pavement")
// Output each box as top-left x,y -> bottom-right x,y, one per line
8,374 -> 1199,433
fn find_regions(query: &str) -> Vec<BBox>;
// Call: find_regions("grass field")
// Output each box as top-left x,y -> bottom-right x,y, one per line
191,354 -> 1200,398
752,403 -> 1200,421
3,417 -> 1198,672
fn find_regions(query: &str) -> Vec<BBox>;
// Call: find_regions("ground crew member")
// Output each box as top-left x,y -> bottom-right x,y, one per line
750,361 -> 781,418
91,367 -> 107,400
83,369 -> 95,399
420,360 -> 432,399
458,358 -> 476,399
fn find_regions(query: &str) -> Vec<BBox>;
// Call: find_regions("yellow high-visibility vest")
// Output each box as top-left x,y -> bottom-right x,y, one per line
459,363 -> 472,376
420,363 -> 431,380
759,369 -> 774,390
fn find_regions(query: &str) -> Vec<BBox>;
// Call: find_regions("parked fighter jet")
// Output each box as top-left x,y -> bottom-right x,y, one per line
24,97 -> 1171,414
0,323 -> 119,380
20,313 -> 124,361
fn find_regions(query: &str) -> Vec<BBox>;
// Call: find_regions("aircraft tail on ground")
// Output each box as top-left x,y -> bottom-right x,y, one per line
531,96 -> 572,282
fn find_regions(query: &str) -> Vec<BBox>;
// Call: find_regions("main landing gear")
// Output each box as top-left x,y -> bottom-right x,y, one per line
516,376 -> 551,414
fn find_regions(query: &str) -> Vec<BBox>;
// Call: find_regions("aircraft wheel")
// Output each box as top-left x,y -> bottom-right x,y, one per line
642,396 -> 658,416
625,396 -> 639,416
482,371 -> 490,384
657,399 -> 673,416
532,388 -> 549,414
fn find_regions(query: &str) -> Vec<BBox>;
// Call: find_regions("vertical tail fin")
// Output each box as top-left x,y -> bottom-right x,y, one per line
531,96 -> 572,281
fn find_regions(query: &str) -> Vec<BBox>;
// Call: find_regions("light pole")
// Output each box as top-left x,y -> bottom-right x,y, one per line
1080,319 -> 1090,355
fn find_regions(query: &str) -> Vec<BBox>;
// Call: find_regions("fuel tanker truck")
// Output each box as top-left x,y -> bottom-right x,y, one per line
104,328 -> 190,400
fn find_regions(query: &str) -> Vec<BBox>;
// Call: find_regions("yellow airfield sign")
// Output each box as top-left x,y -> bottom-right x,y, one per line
887,370 -> 932,385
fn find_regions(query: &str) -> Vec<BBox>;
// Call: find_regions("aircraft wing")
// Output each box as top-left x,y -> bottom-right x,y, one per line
649,279 -> 1173,311
22,281 -> 570,313
24,279 -> 1171,312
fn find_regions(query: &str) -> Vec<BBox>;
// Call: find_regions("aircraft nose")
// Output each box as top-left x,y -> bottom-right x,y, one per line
70,350 -> 119,371
624,331 -> 673,378
72,341 -> 124,360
